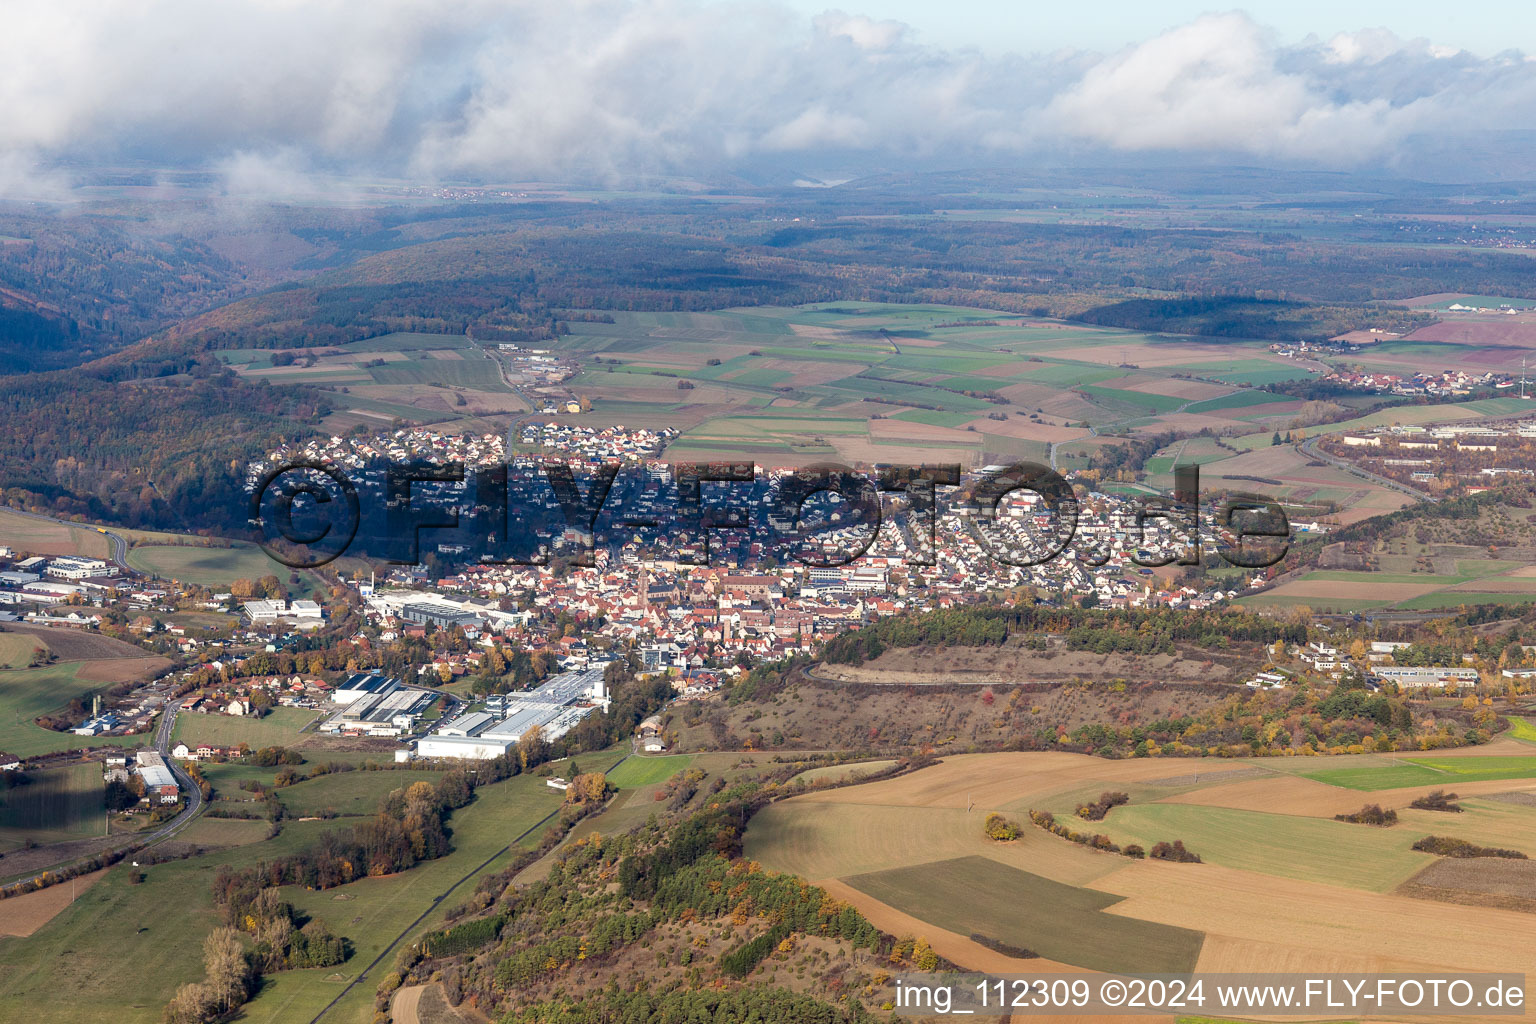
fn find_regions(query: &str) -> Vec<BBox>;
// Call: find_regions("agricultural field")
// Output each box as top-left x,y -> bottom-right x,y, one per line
1506,717 -> 1536,744
0,867 -> 109,939
1248,502 -> 1536,611
0,633 -> 44,669
0,763 -> 105,850
1300,755 -> 1536,791
533,305 -> 1325,470
0,757 -> 612,1024
0,661 -> 162,758
604,753 -> 695,788
172,816 -> 274,849
126,541 -> 308,590
0,508 -> 111,559
170,706 -> 319,749
219,332 -> 522,428
276,768 -> 445,818
790,759 -> 898,785
844,855 -> 1204,974
744,749 -> 1536,979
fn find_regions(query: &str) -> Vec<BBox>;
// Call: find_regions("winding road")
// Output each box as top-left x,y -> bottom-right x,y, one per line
0,701 -> 203,893
1,506 -> 136,575
1297,435 -> 1439,504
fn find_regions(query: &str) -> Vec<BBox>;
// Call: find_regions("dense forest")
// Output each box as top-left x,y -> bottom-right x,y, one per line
1074,296 -> 1435,343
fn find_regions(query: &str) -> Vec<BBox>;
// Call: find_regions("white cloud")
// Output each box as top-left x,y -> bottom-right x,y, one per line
1,1 -> 1534,192
813,11 -> 907,51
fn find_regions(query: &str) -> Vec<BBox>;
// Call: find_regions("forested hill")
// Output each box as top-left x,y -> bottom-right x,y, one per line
0,370 -> 330,529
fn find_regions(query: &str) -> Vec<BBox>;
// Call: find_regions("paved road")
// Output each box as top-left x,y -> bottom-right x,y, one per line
0,703 -> 203,893
2,506 -> 136,575
1297,436 -> 1438,504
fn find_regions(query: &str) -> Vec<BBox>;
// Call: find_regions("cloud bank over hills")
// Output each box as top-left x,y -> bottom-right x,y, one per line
5,0 -> 1536,191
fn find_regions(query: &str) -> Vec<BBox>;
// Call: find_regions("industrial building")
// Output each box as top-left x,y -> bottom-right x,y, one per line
46,556 -> 115,580
401,665 -> 609,761
319,684 -> 436,736
399,602 -> 483,630
414,735 -> 514,760
1372,666 -> 1480,688
332,672 -> 401,705
135,750 -> 179,803
437,711 -> 496,737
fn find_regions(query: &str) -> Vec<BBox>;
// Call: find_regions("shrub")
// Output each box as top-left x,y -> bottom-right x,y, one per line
1410,790 -> 1463,813
1335,804 -> 1398,826
969,933 -> 1038,958
1076,791 -> 1129,821
1149,840 -> 1202,863
983,813 -> 1020,841
1412,836 -> 1527,859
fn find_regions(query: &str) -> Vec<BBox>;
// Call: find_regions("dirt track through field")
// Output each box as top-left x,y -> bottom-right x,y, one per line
392,986 -> 423,1024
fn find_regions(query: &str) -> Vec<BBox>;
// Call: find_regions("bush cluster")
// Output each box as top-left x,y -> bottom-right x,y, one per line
1076,791 -> 1129,821
1410,790 -> 1464,813
983,812 -> 1021,841
1148,841 -> 1201,863
1412,835 -> 1527,859
1335,804 -> 1398,826
1028,809 -> 1146,860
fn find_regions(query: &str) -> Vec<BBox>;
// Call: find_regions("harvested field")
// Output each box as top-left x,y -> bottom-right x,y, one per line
0,509 -> 111,560
1444,576 -> 1536,593
843,856 -> 1205,975
958,417 -> 1086,442
1119,377 -> 1233,400
74,656 -> 172,683
1399,856 -> 1536,913
1405,319 -> 1536,346
867,418 -> 979,444
1094,858 -> 1536,975
1259,580 -> 1441,601
1141,767 -> 1266,787
0,626 -> 150,662
746,749 -> 1536,983
1486,791 -> 1536,807
747,800 -> 1118,887
0,867 -> 108,937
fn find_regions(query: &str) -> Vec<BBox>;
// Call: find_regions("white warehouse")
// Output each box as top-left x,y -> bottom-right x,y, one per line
415,735 -> 513,760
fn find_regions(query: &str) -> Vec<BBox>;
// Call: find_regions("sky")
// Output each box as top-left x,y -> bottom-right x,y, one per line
3,1 -> 1536,195
776,1 -> 1533,57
